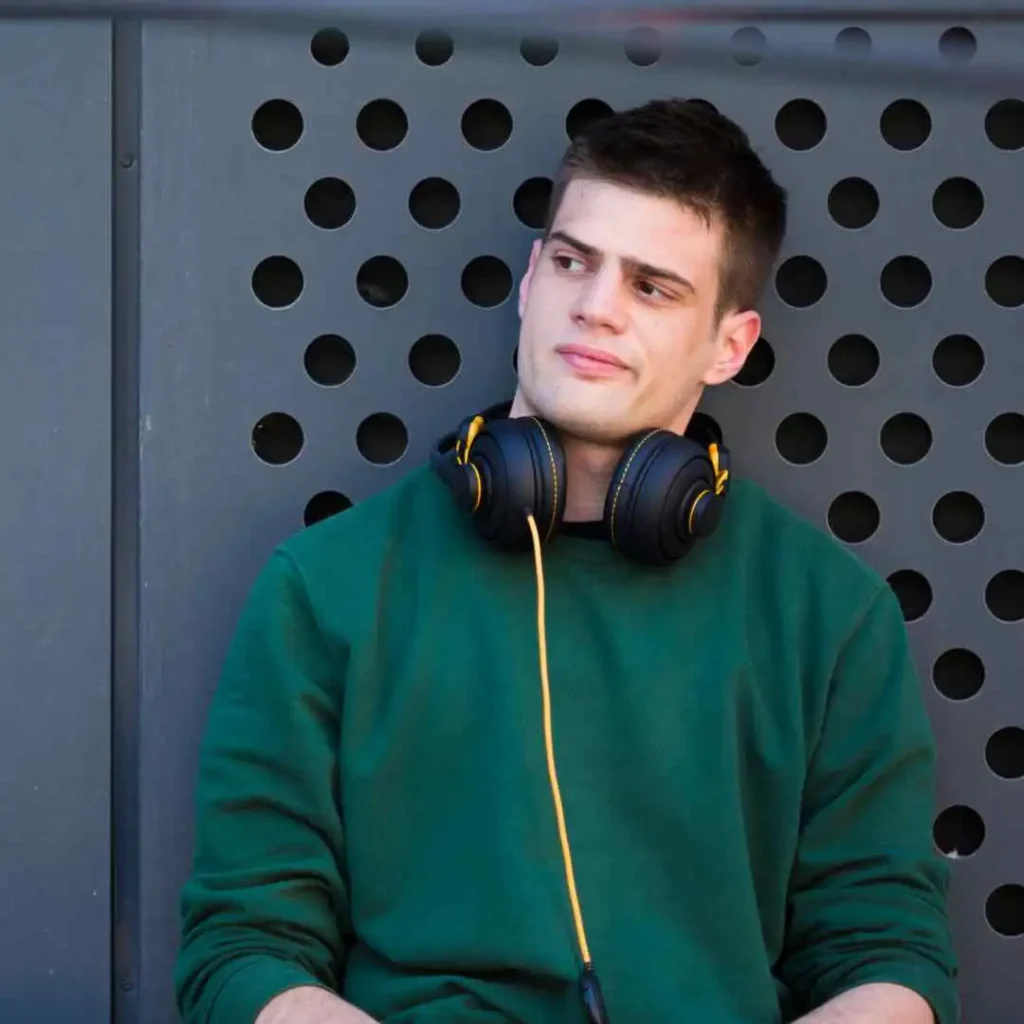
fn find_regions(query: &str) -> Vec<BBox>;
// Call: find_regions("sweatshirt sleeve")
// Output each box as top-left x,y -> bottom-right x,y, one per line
174,548 -> 349,1024
776,583 -> 960,1024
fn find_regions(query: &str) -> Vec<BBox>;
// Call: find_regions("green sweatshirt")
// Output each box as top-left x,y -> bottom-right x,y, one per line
174,463 -> 958,1024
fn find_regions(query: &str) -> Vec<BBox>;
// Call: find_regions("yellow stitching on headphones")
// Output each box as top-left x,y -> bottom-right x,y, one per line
609,430 -> 660,548
468,462 -> 483,513
688,488 -> 710,534
530,418 -> 560,543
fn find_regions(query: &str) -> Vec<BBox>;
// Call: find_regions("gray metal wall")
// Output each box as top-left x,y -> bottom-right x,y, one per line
0,9 -> 1022,1024
0,20 -> 113,1024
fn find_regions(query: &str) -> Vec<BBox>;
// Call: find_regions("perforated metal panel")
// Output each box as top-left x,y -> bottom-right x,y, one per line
131,13 -> 1024,1024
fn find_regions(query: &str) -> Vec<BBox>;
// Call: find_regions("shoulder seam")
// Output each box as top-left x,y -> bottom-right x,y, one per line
272,545 -> 346,666
805,580 -> 891,770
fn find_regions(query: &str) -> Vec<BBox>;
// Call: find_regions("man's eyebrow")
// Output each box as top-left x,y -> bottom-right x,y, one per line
546,229 -> 695,293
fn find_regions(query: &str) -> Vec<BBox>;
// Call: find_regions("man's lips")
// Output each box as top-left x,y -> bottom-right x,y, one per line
556,343 -> 629,375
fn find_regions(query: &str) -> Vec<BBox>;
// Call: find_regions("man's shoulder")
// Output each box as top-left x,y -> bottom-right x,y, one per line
724,474 -> 889,608
277,462 -> 447,570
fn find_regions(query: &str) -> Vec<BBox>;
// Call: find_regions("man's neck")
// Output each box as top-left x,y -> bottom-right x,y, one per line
560,436 -> 623,522
507,391 -> 624,522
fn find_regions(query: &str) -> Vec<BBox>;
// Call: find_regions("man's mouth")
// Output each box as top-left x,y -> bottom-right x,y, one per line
556,343 -> 629,376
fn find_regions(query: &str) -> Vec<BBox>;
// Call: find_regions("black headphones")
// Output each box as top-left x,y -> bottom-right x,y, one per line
430,400 -> 731,566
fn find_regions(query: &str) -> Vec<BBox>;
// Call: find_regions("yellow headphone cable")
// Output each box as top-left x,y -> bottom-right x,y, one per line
455,418 -> 608,1020
526,511 -> 609,1024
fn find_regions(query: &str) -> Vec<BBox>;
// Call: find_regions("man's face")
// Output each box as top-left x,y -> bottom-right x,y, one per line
514,177 -> 761,445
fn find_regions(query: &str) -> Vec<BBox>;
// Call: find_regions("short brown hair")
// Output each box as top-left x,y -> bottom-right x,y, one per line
544,98 -> 788,319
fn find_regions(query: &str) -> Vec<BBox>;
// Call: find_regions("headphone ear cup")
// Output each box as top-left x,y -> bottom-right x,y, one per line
604,429 -> 721,565
465,416 -> 566,551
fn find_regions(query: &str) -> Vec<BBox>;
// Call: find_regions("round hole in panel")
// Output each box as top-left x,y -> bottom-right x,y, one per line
775,99 -> 826,150
409,334 -> 461,387
462,98 -> 513,150
986,99 -> 1024,150
776,256 -> 827,307
985,256 -> 1024,307
880,413 -> 932,465
310,28 -> 349,66
939,26 -> 977,62
881,256 -> 932,307
986,886 -> 1024,938
934,805 -> 986,858
252,412 -> 303,466
252,256 -> 303,309
513,177 -> 553,230
356,413 -> 409,466
834,27 -> 872,56
986,727 -> 1024,780
985,570 -> 1024,622
357,256 -> 408,308
566,99 -> 614,140
252,98 -> 303,151
731,27 -> 767,67
880,99 -> 931,150
304,491 -> 352,526
933,491 -> 984,543
462,256 -> 513,308
775,413 -> 827,465
827,491 -> 880,544
356,99 -> 408,151
932,177 -> 984,229
985,413 -> 1024,465
415,29 -> 453,66
304,334 -> 355,387
828,334 -> 879,386
304,177 -> 355,230
933,648 -> 985,701
828,177 -> 879,229
625,26 -> 662,66
409,177 -> 460,229
887,569 -> 932,622
933,334 -> 983,386
521,35 -> 559,66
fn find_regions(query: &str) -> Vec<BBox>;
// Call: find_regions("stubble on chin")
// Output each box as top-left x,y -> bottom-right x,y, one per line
525,385 -> 639,447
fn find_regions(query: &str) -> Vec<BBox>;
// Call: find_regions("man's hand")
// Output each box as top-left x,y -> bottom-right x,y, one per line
255,985 -> 380,1024
794,982 -> 935,1023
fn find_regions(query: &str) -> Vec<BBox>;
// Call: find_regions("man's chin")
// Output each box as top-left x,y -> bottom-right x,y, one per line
534,396 -> 636,446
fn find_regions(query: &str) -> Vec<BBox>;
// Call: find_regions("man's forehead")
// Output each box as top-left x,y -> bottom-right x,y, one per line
548,180 -> 723,276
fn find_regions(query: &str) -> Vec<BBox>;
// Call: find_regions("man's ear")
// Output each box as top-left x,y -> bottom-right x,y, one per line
703,309 -> 763,386
518,238 -> 543,318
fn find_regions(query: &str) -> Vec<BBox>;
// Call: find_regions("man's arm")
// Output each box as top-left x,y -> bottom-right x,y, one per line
794,982 -> 935,1023
174,548 -> 374,1024
256,986 -> 377,1024
774,583 -> 959,1024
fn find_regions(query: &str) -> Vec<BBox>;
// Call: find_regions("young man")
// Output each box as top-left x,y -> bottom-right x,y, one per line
174,99 -> 959,1024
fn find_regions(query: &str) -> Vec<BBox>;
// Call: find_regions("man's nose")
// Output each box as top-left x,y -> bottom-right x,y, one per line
573,268 -> 628,330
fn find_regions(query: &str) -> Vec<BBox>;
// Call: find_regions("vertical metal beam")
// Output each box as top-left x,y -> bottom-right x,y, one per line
112,17 -> 143,1024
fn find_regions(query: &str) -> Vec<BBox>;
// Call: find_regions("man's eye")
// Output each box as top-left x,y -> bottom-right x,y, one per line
636,279 -> 665,299
554,254 -> 585,272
